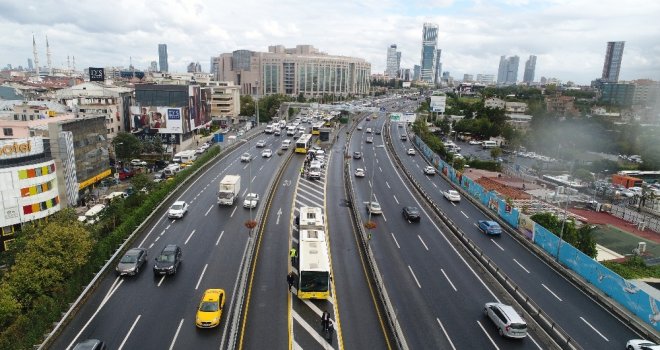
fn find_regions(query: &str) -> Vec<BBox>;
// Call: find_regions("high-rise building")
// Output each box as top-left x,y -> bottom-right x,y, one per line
413,65 -> 421,81
420,23 -> 439,83
523,55 -> 537,83
385,44 -> 400,78
476,74 -> 495,85
149,61 -> 158,72
158,44 -> 169,73
601,41 -> 625,83
497,55 -> 519,85
396,52 -> 401,76
27,58 -> 33,71
434,49 -> 442,85
463,74 -> 474,82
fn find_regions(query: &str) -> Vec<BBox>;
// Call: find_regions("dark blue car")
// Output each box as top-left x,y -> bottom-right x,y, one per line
478,220 -> 502,236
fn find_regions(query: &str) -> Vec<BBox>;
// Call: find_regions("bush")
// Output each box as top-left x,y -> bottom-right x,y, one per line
467,158 -> 501,172
603,256 -> 660,279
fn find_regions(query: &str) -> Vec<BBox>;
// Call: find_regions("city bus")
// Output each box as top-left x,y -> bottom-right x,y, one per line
297,206 -> 330,299
311,122 -> 324,135
295,133 -> 313,154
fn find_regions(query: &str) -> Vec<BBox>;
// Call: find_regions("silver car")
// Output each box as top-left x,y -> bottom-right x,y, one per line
116,248 -> 148,276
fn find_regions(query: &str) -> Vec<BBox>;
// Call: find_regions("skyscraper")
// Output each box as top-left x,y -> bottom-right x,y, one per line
420,23 -> 439,83
497,55 -> 520,85
434,49 -> 442,85
27,58 -> 33,71
158,44 -> 169,73
385,44 -> 400,78
523,55 -> 537,83
601,41 -> 625,83
413,65 -> 421,81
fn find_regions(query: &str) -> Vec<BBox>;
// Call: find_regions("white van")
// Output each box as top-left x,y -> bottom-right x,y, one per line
281,139 -> 292,150
482,140 -> 497,149
163,163 -> 181,178
286,125 -> 296,136
78,204 -> 106,225
484,302 -> 528,338
265,125 -> 274,134
103,191 -> 128,205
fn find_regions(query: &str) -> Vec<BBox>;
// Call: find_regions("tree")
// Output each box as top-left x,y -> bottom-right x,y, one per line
572,168 -> 594,184
240,95 -> 255,117
530,212 -> 597,258
490,147 -> 502,160
113,133 -> 143,162
130,173 -> 153,193
575,225 -> 598,258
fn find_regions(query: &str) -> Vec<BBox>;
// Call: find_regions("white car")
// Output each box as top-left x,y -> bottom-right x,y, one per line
423,166 -> 436,175
366,128 -> 372,133
407,148 -> 416,156
366,201 -> 382,215
469,140 -> 481,145
256,140 -> 266,148
243,193 -> 260,208
261,149 -> 273,158
130,159 -> 147,167
195,148 -> 205,155
240,153 -> 252,162
354,168 -> 365,177
443,190 -> 461,202
357,125 -> 363,131
626,339 -> 660,350
168,201 -> 189,219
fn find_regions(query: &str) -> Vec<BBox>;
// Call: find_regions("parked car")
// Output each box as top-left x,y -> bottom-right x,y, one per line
256,140 -> 266,148
402,206 -> 421,222
366,201 -> 382,215
478,220 -> 502,236
423,166 -> 436,175
484,302 -> 527,338
168,200 -> 189,219
407,148 -> 416,156
443,190 -> 460,202
130,159 -> 147,167
262,149 -> 273,158
353,151 -> 363,159
243,193 -> 260,209
240,153 -> 252,162
116,248 -> 148,276
196,289 -> 226,328
153,244 -> 182,276
154,159 -> 169,169
469,140 -> 482,145
354,168 -> 365,177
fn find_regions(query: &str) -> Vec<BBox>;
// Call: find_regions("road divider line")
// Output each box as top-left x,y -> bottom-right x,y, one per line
382,213 -> 387,222
157,275 -> 165,287
513,259 -> 530,274
432,183 -> 437,188
436,318 -> 457,350
185,229 -> 196,245
580,317 -> 609,341
379,166 -> 383,172
241,188 -> 248,197
168,318 -> 184,350
408,265 -> 421,288
230,206 -> 237,218
391,233 -> 400,248
292,310 -> 333,349
205,205 -> 213,216
490,239 -> 505,251
476,320 -> 499,350
393,195 -> 399,204
148,242 -> 154,249
418,235 -> 429,251
542,283 -> 563,302
386,181 -> 391,189
461,211 -> 469,219
243,163 -> 249,169
195,264 -> 208,290
441,269 -> 457,292
252,176 -> 256,183
117,314 -> 141,350
216,230 -> 225,246
166,224 -> 171,230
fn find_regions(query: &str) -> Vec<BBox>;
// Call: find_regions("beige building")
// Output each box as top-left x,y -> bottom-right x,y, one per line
505,101 -> 528,114
212,45 -> 371,97
207,81 -> 241,125
484,97 -> 505,109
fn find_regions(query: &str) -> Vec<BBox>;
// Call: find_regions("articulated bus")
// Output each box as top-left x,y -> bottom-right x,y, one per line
295,133 -> 313,154
311,122 -> 324,135
297,207 -> 330,299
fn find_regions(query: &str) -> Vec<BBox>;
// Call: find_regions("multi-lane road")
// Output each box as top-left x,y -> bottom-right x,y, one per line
50,100 -> 644,350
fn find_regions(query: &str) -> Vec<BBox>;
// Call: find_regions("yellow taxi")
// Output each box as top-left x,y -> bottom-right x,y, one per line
180,160 -> 194,169
196,289 -> 225,328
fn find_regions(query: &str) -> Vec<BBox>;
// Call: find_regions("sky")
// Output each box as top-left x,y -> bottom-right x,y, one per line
1,0 -> 659,85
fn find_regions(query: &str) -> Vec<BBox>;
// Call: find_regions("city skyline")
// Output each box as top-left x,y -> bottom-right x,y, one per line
0,0 -> 658,84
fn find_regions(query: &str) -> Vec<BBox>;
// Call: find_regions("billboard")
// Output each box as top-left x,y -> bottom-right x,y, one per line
89,67 -> 105,82
189,86 -> 211,130
430,94 -> 446,113
130,106 -> 184,134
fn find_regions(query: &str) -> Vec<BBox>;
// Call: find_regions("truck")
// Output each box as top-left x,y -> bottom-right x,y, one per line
612,174 -> 642,188
218,175 -> 241,205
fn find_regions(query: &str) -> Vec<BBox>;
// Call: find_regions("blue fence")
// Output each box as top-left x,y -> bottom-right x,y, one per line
412,134 -> 660,332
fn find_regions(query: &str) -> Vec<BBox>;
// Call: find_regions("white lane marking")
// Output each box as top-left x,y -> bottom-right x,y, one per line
386,181 -> 391,189
243,163 -> 249,169
148,242 -> 154,249
216,230 -> 225,246
382,212 -> 387,222
542,283 -> 563,301
195,264 -> 208,290
137,212 -> 169,247
476,320 -> 499,350
66,279 -> 124,350
393,195 -> 399,204
259,165 -> 264,172
184,229 -> 196,245
292,310 -> 334,349
252,176 -> 256,183
408,265 -> 422,288
166,224 -> 171,230
205,205 -> 213,216
230,206 -> 237,217
432,182 -> 437,188
160,230 -> 166,236
436,318 -> 457,350
461,210 -> 469,219
368,180 -> 372,188
441,269 -> 458,292
379,166 -> 383,172
117,314 -> 141,350
418,235 -> 429,251
391,233 -> 400,248
241,188 -> 248,197
375,158 -> 379,164
580,317 -> 609,341
513,259 -> 530,274
154,236 -> 160,242
490,239 -> 505,251
168,318 -> 184,350
157,275 -> 165,287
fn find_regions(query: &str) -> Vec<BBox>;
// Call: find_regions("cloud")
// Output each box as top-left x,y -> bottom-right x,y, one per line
1,0 -> 658,84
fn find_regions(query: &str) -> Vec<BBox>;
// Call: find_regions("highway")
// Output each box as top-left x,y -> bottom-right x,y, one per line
387,116 -> 641,347
51,132 -> 286,350
347,114 -> 544,349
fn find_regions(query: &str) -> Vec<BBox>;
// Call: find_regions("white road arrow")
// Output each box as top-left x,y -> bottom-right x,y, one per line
276,208 -> 282,225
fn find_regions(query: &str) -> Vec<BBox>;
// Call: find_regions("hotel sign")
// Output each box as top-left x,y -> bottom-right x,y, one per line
0,137 -> 44,159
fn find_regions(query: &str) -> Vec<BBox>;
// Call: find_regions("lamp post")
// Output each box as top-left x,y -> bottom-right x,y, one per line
254,80 -> 260,129
555,188 -> 572,262
367,150 -> 376,239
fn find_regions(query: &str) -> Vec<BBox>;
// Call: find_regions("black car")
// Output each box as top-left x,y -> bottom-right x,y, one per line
402,206 -> 421,222
116,248 -> 148,276
155,159 -> 169,169
375,130 -> 381,135
153,244 -> 182,276
353,151 -> 363,159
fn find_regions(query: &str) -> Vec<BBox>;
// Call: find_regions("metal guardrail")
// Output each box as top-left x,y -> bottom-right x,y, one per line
387,124 -> 579,350
38,127 -> 265,350
342,113 -> 409,350
228,147 -> 295,349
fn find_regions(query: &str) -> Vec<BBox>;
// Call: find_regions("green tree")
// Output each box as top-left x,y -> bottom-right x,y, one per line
0,287 -> 20,328
240,95 -> 255,117
113,133 -> 143,162
573,168 -> 595,184
130,173 -> 153,193
575,225 -> 598,258
297,92 -> 306,102
531,212 -> 596,258
490,147 -> 502,160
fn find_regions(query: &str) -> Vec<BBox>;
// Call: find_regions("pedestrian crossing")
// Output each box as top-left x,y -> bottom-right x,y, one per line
288,149 -> 339,349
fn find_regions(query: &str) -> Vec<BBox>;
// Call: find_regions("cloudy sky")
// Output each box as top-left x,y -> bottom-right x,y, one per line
1,0 -> 658,84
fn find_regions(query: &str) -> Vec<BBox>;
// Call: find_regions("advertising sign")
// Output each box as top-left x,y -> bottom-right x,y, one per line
430,94 -> 446,113
89,67 -> 105,82
0,137 -> 44,160
189,86 -> 211,130
130,106 -> 183,134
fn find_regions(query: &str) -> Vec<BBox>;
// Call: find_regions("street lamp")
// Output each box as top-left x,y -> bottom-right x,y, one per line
555,188 -> 573,262
367,149 -> 376,240
254,80 -> 260,129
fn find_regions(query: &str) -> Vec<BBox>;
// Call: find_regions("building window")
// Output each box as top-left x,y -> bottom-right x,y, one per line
3,128 -> 13,136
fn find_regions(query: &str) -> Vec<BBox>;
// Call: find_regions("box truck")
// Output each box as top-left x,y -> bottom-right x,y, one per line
218,175 -> 241,205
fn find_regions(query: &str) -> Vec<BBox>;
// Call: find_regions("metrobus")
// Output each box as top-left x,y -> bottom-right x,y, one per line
297,207 -> 330,299
295,134 -> 313,154
311,122 -> 324,135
